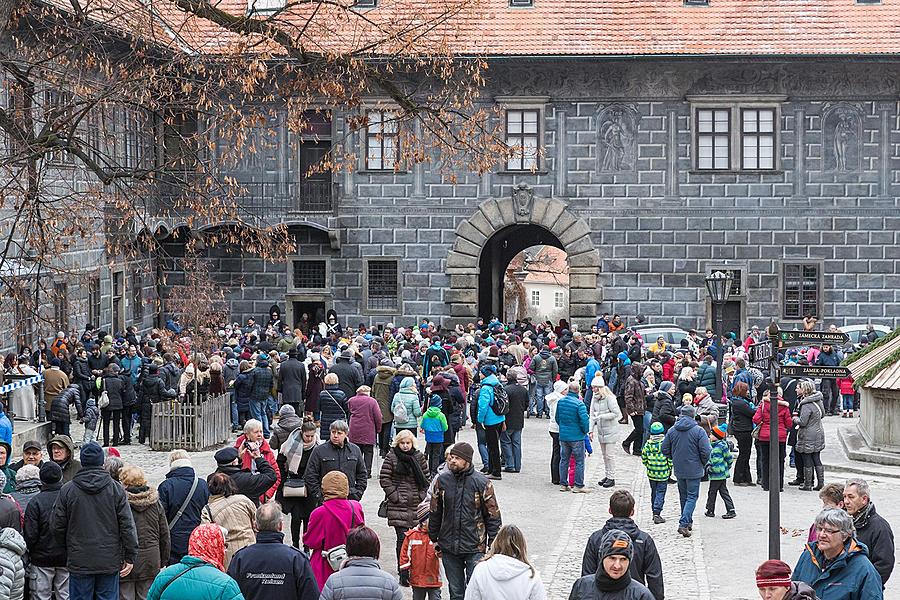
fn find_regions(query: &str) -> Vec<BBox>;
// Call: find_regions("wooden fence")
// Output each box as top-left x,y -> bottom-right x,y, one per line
151,393 -> 230,451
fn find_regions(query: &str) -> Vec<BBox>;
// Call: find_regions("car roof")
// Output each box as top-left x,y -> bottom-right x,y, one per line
839,325 -> 891,332
632,324 -> 685,331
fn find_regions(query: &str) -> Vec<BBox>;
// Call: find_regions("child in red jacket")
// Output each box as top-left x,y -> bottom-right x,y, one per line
399,504 -> 441,598
838,376 -> 856,418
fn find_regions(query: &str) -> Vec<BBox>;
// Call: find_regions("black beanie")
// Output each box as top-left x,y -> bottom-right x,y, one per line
40,461 -> 63,484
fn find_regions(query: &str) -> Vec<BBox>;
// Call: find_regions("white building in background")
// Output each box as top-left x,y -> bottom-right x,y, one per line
504,245 -> 569,323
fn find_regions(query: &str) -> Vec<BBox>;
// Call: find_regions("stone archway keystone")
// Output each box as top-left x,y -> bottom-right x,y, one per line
445,184 -> 602,327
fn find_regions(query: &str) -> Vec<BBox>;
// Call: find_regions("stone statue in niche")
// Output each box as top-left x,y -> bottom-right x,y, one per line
823,103 -> 862,172
597,104 -> 638,172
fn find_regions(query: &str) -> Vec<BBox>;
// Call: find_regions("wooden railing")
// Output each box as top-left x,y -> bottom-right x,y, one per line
150,393 -> 230,451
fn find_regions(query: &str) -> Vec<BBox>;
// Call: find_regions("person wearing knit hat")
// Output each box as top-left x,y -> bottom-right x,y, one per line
569,529 -> 654,599
52,441 -> 139,592
661,400 -> 711,537
429,439 -> 502,600
705,422 -> 736,519
11,463 -> 41,509
755,559 -> 817,600
642,420 -> 672,523
303,470 -> 364,589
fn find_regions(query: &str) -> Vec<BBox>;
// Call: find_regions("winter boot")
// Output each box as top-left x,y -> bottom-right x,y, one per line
800,467 -> 814,491
814,466 -> 825,491
788,469 -> 804,486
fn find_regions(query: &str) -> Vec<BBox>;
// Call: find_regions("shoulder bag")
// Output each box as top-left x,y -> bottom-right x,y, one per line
167,477 -> 199,531
323,502 -> 357,571
323,390 -> 347,420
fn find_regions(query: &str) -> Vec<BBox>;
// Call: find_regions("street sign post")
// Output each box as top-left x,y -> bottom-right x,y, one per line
779,330 -> 850,346
766,322 -> 781,561
749,341 -> 773,369
781,365 -> 851,379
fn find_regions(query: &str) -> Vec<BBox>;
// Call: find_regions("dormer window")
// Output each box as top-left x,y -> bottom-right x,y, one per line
684,0 -> 709,5
509,0 -> 534,6
247,0 -> 284,15
355,0 -> 377,8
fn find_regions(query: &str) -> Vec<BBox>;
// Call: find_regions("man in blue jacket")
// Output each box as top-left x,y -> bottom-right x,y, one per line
228,502 -> 318,600
661,405 -> 711,538
555,380 -> 591,493
476,365 -> 505,480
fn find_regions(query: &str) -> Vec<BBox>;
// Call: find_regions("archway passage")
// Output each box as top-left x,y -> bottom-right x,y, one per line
445,185 -> 601,328
479,225 -> 564,321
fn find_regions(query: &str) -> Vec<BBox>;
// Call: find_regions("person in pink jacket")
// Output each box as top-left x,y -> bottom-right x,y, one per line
347,385 -> 383,478
752,389 -> 794,492
303,471 -> 366,590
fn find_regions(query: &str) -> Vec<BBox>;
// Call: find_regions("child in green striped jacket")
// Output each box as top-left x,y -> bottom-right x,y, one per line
641,421 -> 672,524
705,423 -> 736,519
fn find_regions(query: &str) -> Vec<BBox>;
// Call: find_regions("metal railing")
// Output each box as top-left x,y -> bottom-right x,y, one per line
150,393 -> 230,451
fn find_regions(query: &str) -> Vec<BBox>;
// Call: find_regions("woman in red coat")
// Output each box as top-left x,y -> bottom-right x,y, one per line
303,471 -> 366,590
752,388 -> 794,492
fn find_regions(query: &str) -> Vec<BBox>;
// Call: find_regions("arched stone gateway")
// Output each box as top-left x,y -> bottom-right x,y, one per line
445,183 -> 602,328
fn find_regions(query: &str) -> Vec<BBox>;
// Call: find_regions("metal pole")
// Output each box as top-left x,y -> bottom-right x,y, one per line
767,326 -> 781,559
714,302 -> 724,402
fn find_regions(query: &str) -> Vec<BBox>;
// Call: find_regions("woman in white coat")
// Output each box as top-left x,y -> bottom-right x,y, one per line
464,525 -> 547,600
589,376 -> 622,488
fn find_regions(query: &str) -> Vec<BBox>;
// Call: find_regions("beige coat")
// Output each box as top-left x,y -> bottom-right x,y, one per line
199,493 -> 256,568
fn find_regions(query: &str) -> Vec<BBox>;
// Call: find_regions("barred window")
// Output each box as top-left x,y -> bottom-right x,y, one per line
742,109 -> 775,170
783,263 -> 820,319
44,89 -> 75,165
366,260 -> 399,312
292,260 -> 327,289
696,108 -> 729,170
365,110 -> 398,171
506,109 -> 540,171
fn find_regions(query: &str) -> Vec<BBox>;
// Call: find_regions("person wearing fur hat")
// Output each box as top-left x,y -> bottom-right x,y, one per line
569,529 -> 654,599
120,465 -> 170,600
755,559 -> 816,600
705,423 -> 736,519
52,442 -> 138,598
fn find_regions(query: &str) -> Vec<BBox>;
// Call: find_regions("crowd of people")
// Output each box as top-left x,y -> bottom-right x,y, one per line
0,307 -> 893,599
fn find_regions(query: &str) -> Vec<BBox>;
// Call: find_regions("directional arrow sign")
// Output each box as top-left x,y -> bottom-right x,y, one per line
781,365 -> 851,379
749,342 -> 773,368
779,330 -> 850,346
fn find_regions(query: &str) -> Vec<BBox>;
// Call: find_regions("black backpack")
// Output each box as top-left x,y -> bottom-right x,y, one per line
488,383 -> 509,416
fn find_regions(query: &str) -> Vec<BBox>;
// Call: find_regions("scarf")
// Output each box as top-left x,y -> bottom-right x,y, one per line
281,429 -> 314,475
188,524 -> 226,571
393,446 -> 429,489
594,569 -> 632,592
853,502 -> 875,530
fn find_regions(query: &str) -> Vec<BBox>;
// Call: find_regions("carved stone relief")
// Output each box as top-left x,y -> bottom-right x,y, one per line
597,104 -> 639,172
823,103 -> 863,172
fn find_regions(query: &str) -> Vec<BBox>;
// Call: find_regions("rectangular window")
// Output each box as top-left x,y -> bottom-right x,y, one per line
44,89 -> 75,165
14,292 -> 32,349
531,289 -> 540,307
88,275 -> 101,328
509,0 -> 534,6
506,109 -> 540,171
741,109 -> 776,170
247,0 -> 285,14
292,260 -> 328,290
696,108 -> 729,170
365,110 -> 398,171
355,0 -> 377,6
366,260 -> 400,312
783,263 -> 820,319
53,281 -> 68,333
554,291 -> 564,308
132,273 -> 143,322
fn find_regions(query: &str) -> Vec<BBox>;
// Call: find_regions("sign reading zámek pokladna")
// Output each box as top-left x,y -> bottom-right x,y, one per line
781,365 -> 851,379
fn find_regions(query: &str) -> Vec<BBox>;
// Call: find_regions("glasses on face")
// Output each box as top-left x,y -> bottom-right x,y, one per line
816,527 -> 841,536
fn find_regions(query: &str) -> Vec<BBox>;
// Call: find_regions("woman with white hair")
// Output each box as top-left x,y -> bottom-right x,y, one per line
589,377 -> 621,488
792,507 -> 883,600
545,379 -> 568,486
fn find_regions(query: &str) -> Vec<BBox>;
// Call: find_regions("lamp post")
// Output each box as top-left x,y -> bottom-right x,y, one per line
705,271 -> 734,404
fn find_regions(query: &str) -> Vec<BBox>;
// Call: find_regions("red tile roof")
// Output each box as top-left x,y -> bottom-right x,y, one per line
40,0 -> 900,57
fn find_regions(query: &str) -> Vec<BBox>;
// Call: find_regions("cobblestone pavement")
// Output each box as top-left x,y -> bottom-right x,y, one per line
63,415 -> 900,600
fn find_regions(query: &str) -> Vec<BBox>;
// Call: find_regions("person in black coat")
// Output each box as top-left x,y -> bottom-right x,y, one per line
23,462 -> 67,598
137,365 -> 176,444
329,351 -> 362,401
71,349 -> 93,407
49,384 -> 83,437
227,502 -> 319,600
649,382 -> 677,432
580,490 -> 664,600
51,443 -> 138,592
157,451 -> 210,565
119,370 -> 137,445
278,352 -> 308,413
318,374 -> 348,440
728,381 -> 756,486
501,372 -> 529,474
213,446 -> 278,507
303,421 -> 368,502
101,364 -> 124,446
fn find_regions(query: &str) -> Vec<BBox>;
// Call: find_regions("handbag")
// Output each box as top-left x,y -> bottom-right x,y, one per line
377,498 -> 388,519
751,424 -> 761,441
323,503 -> 357,571
283,478 -> 307,498
98,390 -> 110,409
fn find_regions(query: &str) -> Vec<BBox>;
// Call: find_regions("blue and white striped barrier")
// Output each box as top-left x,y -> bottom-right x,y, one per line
0,374 -> 43,395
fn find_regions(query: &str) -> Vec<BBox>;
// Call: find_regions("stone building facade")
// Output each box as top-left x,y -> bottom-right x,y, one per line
175,57 -> 900,334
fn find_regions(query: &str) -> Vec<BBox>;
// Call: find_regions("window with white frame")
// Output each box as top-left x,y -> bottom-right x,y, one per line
696,108 -> 729,170
365,110 -> 398,171
530,289 -> 540,307
247,0 -> 284,15
506,108 -> 540,171
554,291 -> 564,308
741,108 -> 776,170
